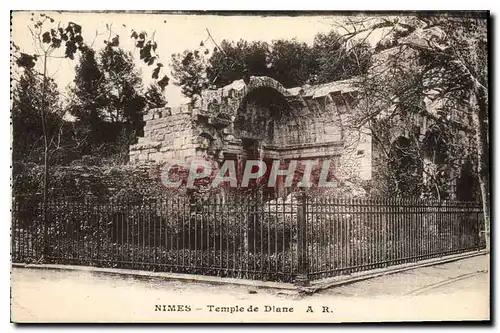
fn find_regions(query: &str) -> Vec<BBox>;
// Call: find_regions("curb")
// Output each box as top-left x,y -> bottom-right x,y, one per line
12,249 -> 487,294
11,262 -> 297,291
302,249 -> 488,294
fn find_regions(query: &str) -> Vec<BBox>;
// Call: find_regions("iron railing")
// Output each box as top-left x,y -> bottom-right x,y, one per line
304,197 -> 484,281
11,194 -> 484,284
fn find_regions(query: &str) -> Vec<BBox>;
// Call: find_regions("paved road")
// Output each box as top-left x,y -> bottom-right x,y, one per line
11,254 -> 490,323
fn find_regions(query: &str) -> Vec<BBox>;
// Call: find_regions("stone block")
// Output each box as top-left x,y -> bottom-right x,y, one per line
153,134 -> 165,142
173,137 -> 186,149
149,152 -> 166,161
151,122 -> 167,131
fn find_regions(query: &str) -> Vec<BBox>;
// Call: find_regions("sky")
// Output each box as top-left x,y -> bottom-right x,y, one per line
11,11 -> 382,106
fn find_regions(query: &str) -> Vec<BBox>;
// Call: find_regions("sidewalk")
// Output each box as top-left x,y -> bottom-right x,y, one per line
11,254 -> 489,323
319,253 -> 489,297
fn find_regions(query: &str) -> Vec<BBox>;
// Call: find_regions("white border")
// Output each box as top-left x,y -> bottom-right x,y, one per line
3,1 -> 498,332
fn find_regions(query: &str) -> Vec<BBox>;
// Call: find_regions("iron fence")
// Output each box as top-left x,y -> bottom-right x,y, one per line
11,194 -> 485,284
304,197 -> 484,281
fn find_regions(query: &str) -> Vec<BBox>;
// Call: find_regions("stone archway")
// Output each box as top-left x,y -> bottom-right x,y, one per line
233,86 -> 292,145
210,78 -> 297,197
243,76 -> 292,99
387,136 -> 423,197
456,158 -> 478,201
199,76 -> 293,121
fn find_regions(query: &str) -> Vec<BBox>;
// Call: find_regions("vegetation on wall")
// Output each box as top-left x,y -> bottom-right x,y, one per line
171,31 -> 372,102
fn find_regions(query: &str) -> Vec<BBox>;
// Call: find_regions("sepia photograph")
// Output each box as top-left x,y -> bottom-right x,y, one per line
9,10 -> 490,323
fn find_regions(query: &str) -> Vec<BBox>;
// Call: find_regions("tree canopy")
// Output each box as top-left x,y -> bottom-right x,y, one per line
171,30 -> 373,101
337,13 -> 489,247
12,14 -> 170,166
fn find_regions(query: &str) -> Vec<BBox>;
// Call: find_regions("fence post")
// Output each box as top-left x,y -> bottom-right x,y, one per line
96,199 -> 100,265
42,199 -> 48,262
383,198 -> 388,267
295,192 -> 310,287
477,202 -> 485,249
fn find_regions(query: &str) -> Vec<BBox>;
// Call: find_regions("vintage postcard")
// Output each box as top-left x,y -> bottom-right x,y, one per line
10,10 -> 490,323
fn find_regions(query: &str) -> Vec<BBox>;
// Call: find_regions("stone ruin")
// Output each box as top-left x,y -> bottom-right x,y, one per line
129,76 -> 373,187
129,49 -> 473,200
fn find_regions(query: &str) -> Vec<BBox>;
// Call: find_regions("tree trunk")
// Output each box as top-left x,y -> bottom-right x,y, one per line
471,89 -> 490,252
41,53 -> 49,259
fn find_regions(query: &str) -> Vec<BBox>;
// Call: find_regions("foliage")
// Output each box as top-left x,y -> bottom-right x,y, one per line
13,14 -> 171,168
265,39 -> 316,87
171,30 -> 373,101
11,69 -> 63,163
12,162 -> 169,201
206,40 -> 271,88
310,31 -> 373,84
66,46 -> 105,154
144,84 -> 168,108
67,43 -> 169,160
12,12 -> 93,212
340,14 -> 487,200
98,45 -> 146,138
171,49 -> 211,102
13,13 -> 85,70
130,29 -> 169,90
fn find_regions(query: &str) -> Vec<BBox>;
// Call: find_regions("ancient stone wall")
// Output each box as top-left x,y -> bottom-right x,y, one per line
129,76 -> 375,184
129,105 -> 197,164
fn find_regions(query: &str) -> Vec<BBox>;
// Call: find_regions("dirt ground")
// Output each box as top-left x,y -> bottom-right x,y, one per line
10,254 -> 490,323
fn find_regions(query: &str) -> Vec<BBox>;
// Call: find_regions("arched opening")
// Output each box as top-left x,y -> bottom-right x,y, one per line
456,158 -> 479,201
230,87 -> 294,197
422,125 -> 448,165
197,133 -> 214,149
388,136 -> 423,198
421,125 -> 453,200
233,87 -> 291,144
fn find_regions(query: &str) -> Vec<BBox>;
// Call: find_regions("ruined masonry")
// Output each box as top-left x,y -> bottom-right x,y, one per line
129,76 -> 373,182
